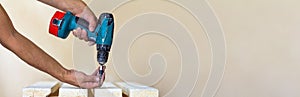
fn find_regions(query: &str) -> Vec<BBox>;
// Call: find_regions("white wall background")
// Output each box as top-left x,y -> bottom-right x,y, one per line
1,0 -> 300,97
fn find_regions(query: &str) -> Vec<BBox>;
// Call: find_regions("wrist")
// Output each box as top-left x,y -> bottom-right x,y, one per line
60,69 -> 76,84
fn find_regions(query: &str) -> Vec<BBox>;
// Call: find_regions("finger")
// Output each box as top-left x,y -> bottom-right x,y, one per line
88,18 -> 96,32
92,66 -> 100,76
88,41 -> 96,46
100,72 -> 105,84
79,81 -> 100,89
77,7 -> 97,32
73,28 -> 82,39
77,28 -> 84,40
86,12 -> 97,32
72,30 -> 79,37
72,31 -> 77,37
81,30 -> 88,42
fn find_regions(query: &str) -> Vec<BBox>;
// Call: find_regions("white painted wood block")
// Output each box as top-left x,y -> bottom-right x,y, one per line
22,81 -> 60,97
114,82 -> 159,97
94,82 -> 122,97
58,83 -> 89,97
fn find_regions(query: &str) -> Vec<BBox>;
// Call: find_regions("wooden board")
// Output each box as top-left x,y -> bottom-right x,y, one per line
114,82 -> 159,97
23,81 -> 60,97
24,81 -> 159,97
94,82 -> 122,97
58,83 -> 90,97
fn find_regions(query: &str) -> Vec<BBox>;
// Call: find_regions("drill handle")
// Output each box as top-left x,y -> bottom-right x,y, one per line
76,17 -> 98,42
76,17 -> 90,31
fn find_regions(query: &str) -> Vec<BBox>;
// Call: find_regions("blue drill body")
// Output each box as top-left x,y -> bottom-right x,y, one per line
54,11 -> 114,46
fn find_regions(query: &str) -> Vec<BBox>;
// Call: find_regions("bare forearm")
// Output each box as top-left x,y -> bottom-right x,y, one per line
2,30 -> 70,82
0,3 -> 71,82
38,0 -> 86,14
0,4 -> 99,88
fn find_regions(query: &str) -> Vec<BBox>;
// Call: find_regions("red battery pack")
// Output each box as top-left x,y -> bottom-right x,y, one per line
49,11 -> 65,37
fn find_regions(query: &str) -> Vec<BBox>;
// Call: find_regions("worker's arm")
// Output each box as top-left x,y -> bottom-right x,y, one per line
38,0 -> 96,43
0,4 -> 99,88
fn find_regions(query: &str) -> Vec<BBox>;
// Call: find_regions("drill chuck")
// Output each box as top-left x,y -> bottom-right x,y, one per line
97,44 -> 110,65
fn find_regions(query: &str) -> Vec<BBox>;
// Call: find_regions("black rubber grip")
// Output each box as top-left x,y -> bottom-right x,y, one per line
75,17 -> 89,30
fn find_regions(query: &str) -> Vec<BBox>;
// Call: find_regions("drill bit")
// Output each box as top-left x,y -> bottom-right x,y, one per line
99,65 -> 106,81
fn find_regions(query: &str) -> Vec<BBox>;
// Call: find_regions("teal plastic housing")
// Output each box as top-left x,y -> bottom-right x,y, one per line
57,11 -> 114,46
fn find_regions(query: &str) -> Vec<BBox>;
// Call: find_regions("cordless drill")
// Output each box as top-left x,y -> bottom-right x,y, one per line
49,11 -> 114,81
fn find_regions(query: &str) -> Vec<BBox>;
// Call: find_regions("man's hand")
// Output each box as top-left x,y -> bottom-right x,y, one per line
64,69 -> 103,89
38,0 -> 97,45
72,7 -> 97,46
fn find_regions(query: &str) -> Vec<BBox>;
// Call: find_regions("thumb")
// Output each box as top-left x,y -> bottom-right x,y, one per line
92,67 -> 100,76
89,23 -> 96,32
88,15 -> 97,32
80,7 -> 97,32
